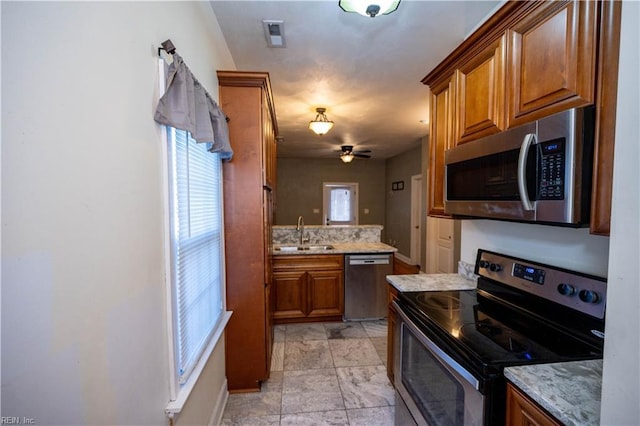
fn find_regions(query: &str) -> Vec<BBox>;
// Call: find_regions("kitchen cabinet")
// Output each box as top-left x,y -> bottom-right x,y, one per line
386,284 -> 399,383
272,254 -> 344,323
507,0 -> 597,128
427,75 -> 455,218
218,70 -> 278,392
422,0 -> 620,234
455,34 -> 506,145
506,382 -> 561,426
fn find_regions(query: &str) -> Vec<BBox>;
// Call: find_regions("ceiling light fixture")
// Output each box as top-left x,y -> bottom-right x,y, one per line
341,153 -> 355,163
308,108 -> 334,136
339,0 -> 401,18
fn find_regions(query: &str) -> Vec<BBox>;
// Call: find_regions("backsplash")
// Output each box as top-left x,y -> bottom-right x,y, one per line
273,225 -> 383,244
458,260 -> 478,281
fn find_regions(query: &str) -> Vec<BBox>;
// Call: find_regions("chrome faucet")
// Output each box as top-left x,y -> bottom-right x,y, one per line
296,215 -> 308,245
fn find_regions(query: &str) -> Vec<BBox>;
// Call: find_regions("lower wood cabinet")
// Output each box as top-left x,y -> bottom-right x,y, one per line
387,284 -> 399,383
273,254 -> 344,323
506,382 -> 561,426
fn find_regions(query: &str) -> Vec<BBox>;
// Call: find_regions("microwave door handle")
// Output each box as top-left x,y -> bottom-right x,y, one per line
518,133 -> 536,211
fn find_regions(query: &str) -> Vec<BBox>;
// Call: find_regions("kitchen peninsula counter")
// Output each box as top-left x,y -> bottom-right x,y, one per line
504,360 -> 603,426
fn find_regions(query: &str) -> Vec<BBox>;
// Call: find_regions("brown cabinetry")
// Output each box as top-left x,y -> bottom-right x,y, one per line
428,76 -> 455,217
506,382 -> 561,426
507,0 -> 597,127
273,255 -> 344,323
455,34 -> 506,145
386,284 -> 399,383
422,0 -> 620,235
218,71 -> 278,392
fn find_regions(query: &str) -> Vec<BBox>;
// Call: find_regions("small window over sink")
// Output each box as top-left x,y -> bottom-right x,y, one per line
323,182 -> 358,225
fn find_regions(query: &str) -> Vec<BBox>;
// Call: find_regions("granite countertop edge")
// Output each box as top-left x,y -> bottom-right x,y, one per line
504,360 -> 602,426
385,272 -> 477,292
272,242 -> 397,255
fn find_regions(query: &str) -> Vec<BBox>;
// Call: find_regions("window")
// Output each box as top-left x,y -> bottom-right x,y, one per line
166,127 -> 225,386
323,182 -> 358,225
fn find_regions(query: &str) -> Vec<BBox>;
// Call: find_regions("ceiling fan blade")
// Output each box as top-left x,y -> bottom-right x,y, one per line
354,149 -> 372,154
354,153 -> 371,158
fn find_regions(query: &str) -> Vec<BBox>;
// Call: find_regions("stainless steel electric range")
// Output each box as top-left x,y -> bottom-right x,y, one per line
392,249 -> 607,426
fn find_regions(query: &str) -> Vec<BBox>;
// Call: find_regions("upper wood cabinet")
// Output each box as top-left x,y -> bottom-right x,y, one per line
428,76 -> 455,217
507,0 -> 598,127
422,0 -> 620,234
455,34 -> 506,145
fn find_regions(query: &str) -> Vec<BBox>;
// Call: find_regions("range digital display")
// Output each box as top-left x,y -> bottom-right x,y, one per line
513,263 -> 545,285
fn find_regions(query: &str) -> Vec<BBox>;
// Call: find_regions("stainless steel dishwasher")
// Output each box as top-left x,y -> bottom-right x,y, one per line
344,253 -> 393,320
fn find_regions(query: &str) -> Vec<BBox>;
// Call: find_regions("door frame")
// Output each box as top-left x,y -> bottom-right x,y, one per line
410,174 -> 422,266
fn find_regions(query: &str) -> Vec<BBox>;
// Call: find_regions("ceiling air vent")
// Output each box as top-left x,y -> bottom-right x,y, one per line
262,20 -> 286,48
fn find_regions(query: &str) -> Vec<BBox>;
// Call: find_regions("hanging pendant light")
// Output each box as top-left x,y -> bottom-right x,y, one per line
339,0 -> 401,18
308,108 -> 334,136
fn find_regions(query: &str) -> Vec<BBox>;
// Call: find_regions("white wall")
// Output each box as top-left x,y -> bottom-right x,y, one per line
600,1 -> 640,423
461,221 -> 610,276
1,2 -> 235,425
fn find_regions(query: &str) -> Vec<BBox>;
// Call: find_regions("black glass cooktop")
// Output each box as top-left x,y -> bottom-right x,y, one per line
398,289 -> 602,373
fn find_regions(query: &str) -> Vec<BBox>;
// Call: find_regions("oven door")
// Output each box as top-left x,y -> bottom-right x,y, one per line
393,301 -> 484,426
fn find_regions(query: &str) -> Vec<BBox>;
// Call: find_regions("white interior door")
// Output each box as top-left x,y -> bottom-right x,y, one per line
410,175 -> 422,266
426,217 -> 457,273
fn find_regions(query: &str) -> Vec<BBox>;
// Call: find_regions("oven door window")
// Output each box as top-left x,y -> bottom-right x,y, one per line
401,324 -> 483,426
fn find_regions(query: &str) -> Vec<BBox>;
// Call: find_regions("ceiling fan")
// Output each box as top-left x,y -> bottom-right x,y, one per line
339,145 -> 371,163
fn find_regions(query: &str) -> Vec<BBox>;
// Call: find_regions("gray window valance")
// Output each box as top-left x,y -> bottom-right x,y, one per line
155,54 -> 233,160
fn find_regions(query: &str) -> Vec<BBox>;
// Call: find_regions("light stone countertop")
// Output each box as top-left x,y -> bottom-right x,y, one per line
272,242 -> 397,256
385,273 -> 477,292
504,360 -> 603,426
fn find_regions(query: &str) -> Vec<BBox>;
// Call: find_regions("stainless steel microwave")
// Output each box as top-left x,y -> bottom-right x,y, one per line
444,107 -> 595,226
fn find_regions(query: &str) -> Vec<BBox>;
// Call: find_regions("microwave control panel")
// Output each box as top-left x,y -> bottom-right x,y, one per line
538,138 -> 565,200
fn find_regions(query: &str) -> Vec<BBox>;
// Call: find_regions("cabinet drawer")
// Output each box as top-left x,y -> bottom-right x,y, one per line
273,254 -> 344,271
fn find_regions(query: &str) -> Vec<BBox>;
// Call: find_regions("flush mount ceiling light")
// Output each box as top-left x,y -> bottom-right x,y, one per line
339,0 -> 401,18
308,108 -> 334,136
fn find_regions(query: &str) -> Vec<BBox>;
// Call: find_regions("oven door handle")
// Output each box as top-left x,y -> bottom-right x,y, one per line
393,300 -> 481,391
517,133 -> 536,211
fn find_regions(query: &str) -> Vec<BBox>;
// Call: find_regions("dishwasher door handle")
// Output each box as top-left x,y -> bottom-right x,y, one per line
350,259 -> 390,265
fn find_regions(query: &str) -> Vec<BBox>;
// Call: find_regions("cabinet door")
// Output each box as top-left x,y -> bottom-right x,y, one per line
428,76 -> 455,217
386,284 -> 399,382
272,270 -> 308,320
306,270 -> 344,319
455,34 -> 506,144
507,0 -> 597,127
506,383 -> 561,426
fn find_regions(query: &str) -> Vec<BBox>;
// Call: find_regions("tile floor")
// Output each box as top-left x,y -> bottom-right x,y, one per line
221,320 -> 395,426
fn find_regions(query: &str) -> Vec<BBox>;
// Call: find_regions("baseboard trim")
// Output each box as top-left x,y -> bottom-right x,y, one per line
394,252 -> 416,266
208,378 -> 229,426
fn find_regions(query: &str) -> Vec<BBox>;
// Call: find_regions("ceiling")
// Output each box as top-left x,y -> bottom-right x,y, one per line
210,1 -> 502,160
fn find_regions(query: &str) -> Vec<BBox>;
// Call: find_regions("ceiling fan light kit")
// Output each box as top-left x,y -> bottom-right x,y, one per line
341,153 -> 355,163
308,107 -> 334,136
339,0 -> 401,18
339,145 -> 371,163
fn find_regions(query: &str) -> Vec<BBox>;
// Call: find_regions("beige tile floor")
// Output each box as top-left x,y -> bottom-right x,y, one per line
221,320 -> 395,426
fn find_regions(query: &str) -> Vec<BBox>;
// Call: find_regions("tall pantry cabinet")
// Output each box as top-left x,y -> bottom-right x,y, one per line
217,71 -> 278,392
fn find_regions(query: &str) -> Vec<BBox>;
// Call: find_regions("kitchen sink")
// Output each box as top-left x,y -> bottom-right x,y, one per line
275,245 -> 334,251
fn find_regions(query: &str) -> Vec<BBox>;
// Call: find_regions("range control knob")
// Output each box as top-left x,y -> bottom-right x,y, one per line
479,260 -> 490,269
557,283 -> 576,296
579,290 -> 600,304
489,263 -> 503,272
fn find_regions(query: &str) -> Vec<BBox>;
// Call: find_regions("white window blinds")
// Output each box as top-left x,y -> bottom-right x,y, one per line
167,127 -> 224,384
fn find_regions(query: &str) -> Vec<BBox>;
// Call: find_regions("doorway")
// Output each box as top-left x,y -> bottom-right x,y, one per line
410,175 -> 422,266
322,182 -> 358,225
